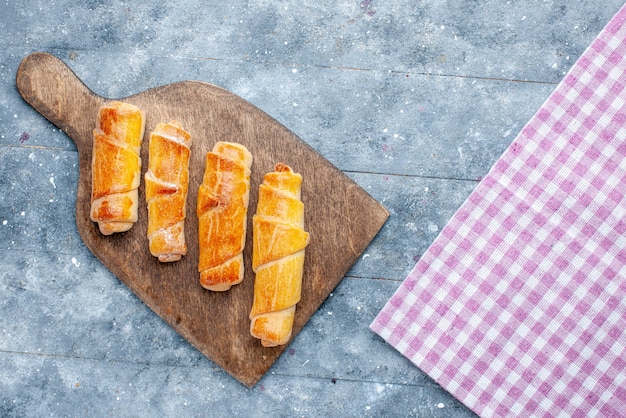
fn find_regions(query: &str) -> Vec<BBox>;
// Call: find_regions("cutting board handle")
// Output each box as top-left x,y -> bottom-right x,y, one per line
16,52 -> 100,152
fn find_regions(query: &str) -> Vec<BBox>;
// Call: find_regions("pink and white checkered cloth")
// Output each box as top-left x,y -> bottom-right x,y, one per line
371,5 -> 626,417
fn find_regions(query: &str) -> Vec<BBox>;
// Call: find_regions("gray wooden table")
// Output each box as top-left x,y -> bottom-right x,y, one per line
1,1 -> 623,416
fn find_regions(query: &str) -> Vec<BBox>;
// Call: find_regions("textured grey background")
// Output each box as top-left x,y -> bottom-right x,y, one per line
1,1 -> 624,416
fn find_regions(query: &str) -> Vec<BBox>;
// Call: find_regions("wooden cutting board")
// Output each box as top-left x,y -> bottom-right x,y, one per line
16,52 -> 388,387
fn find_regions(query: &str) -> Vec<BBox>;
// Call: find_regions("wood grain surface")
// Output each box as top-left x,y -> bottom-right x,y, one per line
15,52 -> 388,387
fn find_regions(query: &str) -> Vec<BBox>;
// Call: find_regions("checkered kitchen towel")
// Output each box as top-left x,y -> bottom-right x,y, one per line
371,4 -> 626,418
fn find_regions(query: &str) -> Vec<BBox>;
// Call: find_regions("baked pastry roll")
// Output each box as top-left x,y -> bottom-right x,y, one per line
250,163 -> 309,347
90,101 -> 145,235
197,142 -> 253,291
145,120 -> 192,262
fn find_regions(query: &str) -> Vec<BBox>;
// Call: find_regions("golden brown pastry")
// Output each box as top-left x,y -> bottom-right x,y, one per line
145,120 -> 192,262
197,142 -> 253,291
90,101 -> 145,235
249,163 -> 309,347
